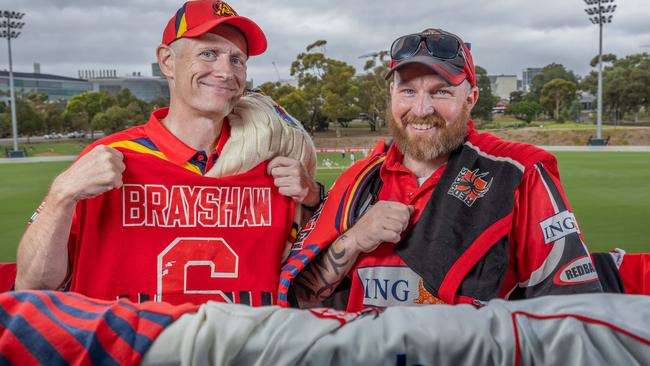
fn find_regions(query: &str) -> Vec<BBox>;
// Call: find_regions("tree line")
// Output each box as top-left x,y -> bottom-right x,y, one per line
257,40 -> 498,132
2,43 -> 648,140
507,53 -> 650,124
0,89 -> 168,142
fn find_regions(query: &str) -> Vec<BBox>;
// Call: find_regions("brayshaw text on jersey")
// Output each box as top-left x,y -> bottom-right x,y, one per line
122,184 -> 273,228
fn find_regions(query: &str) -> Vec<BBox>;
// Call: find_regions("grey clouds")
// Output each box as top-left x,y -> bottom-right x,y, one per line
1,0 -> 648,84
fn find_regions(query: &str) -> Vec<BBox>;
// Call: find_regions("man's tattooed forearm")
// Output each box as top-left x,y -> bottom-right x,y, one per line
294,234 -> 352,299
325,236 -> 349,276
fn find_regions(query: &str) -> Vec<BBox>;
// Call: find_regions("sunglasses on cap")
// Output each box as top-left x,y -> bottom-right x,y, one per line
390,31 -> 467,67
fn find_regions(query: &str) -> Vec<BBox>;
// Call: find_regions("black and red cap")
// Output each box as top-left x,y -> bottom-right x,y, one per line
386,28 -> 476,87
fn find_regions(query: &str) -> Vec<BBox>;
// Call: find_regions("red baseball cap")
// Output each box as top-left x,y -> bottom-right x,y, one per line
162,0 -> 267,56
386,28 -> 476,87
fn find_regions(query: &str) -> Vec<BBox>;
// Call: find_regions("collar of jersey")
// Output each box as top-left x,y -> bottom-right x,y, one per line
382,142 -> 409,174
144,107 -> 230,167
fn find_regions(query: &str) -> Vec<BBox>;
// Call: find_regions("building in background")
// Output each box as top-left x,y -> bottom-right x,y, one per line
488,74 -> 518,101
151,63 -> 163,78
4,62 -> 262,104
86,69 -> 169,102
579,90 -> 595,111
522,67 -> 542,92
576,91 -> 596,123
1,62 -> 171,103
0,63 -> 91,102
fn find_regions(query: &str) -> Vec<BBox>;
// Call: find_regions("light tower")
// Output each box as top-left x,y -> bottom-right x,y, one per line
583,0 -> 617,145
0,10 -> 26,157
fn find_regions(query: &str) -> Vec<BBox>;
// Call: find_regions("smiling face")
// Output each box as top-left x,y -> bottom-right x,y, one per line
159,24 -> 248,118
388,63 -> 478,161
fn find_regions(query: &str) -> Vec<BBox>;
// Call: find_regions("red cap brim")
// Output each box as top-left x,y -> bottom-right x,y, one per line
385,55 -> 467,86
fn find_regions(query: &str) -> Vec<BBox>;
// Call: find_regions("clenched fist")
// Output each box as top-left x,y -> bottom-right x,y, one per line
346,201 -> 414,253
267,156 -> 320,207
50,145 -> 126,203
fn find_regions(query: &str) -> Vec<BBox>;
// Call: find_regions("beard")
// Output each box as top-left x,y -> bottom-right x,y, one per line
387,104 -> 469,161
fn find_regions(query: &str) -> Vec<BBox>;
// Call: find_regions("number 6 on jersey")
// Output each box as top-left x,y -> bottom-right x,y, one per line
157,237 -> 239,304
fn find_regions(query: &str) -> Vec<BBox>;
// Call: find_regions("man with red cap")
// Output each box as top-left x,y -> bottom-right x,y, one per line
282,28 -> 604,310
15,0 -> 322,306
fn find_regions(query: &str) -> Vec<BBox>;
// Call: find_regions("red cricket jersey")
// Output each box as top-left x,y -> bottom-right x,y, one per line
64,108 -> 294,306
280,121 -> 601,310
345,142 -> 598,311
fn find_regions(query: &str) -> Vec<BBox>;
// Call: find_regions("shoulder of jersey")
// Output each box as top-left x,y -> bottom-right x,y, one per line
467,129 -> 556,171
79,125 -> 147,157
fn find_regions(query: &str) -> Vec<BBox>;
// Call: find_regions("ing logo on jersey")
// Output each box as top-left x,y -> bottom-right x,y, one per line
212,1 -> 237,16
448,167 -> 493,207
359,266 -> 443,307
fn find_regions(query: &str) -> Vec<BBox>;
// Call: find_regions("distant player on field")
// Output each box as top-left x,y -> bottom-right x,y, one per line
15,0 -> 322,306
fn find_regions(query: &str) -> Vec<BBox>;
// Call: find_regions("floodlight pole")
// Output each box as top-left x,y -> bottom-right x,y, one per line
584,0 -> 616,144
596,0 -> 604,140
1,10 -> 25,155
6,17 -> 18,151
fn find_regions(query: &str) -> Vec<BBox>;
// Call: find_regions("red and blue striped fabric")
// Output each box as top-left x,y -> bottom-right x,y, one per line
0,290 -> 197,365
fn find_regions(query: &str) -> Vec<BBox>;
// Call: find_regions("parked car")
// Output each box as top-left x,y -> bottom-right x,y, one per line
66,131 -> 86,139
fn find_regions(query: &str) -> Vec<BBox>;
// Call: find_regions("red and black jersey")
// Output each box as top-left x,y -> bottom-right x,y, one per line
0,290 -> 197,365
64,108 -> 295,306
279,121 -> 602,310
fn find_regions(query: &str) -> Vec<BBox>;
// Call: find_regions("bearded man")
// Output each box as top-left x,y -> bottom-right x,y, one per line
280,28 -> 603,310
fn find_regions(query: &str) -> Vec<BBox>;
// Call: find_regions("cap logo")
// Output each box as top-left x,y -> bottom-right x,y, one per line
212,1 -> 237,17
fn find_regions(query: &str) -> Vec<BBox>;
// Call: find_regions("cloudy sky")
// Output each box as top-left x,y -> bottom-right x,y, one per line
1,0 -> 648,85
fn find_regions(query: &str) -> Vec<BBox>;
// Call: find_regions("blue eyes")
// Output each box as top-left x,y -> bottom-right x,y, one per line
400,89 -> 452,96
200,50 -> 215,57
199,51 -> 245,67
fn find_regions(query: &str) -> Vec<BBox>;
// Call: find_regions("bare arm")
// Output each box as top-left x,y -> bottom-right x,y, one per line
15,145 -> 125,290
15,189 -> 78,290
293,201 -> 414,302
292,233 -> 360,302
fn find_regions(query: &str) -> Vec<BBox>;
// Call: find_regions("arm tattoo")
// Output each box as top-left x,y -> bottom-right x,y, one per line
325,239 -> 348,276
294,234 -> 352,300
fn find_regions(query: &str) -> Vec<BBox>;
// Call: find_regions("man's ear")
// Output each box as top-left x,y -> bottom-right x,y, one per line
466,85 -> 479,110
389,81 -> 395,95
157,44 -> 175,79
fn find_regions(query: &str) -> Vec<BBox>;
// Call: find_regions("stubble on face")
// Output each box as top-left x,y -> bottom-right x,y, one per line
387,103 -> 470,161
